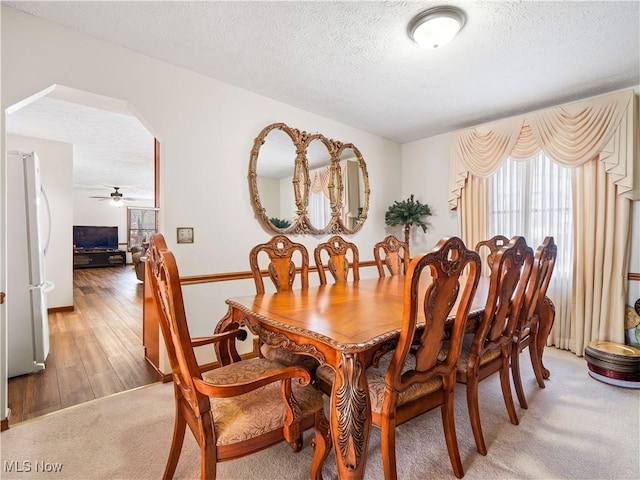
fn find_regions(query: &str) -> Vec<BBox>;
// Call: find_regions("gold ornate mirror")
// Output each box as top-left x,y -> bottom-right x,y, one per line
249,122 -> 370,235
336,144 -> 369,234
304,134 -> 335,233
250,123 -> 305,234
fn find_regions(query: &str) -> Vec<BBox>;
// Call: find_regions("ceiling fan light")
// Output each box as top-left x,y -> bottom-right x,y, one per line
409,6 -> 466,49
109,197 -> 123,207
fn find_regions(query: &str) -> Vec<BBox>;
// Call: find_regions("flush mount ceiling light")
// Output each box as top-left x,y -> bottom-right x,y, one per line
408,6 -> 466,49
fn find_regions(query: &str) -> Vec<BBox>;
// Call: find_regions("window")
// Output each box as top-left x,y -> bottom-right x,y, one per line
127,207 -> 159,250
489,152 -> 573,323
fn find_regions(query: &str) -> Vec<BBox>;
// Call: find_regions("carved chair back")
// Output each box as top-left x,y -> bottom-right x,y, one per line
147,234 -> 215,419
249,235 -> 309,294
475,235 -> 510,275
373,235 -> 410,277
387,236 -> 481,394
458,235 -> 534,456
474,236 -> 534,356
516,236 -> 558,337
533,236 -> 557,314
376,236 -> 480,479
511,236 -> 557,408
249,236 -> 319,373
314,235 -> 360,284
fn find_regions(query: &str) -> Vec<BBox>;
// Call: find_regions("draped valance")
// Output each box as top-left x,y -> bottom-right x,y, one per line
449,89 -> 638,209
310,166 -> 331,198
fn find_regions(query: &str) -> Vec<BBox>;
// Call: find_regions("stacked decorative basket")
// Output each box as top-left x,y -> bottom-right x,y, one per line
584,299 -> 640,389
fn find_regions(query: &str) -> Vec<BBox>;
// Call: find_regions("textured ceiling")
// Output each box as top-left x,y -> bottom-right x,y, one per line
3,1 -> 640,198
7,94 -> 155,200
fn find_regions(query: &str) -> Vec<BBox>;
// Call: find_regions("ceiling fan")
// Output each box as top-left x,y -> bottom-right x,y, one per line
89,187 -> 140,206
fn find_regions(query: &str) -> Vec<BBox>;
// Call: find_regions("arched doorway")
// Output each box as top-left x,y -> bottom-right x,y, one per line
4,85 -> 160,425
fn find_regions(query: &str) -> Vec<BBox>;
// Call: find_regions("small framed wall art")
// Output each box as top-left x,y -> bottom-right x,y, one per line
176,227 -> 194,244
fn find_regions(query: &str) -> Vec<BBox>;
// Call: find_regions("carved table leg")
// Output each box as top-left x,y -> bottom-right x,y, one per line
330,353 -> 370,480
535,297 -> 556,380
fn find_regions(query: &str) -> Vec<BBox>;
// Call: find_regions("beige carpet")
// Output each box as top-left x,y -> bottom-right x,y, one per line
1,348 -> 638,479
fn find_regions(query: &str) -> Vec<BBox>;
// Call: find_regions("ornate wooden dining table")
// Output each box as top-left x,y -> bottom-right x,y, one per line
216,274 -> 489,479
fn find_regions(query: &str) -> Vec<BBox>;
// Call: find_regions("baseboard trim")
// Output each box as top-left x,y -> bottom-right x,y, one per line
48,306 -> 74,314
1,410 -> 10,431
144,356 -> 168,382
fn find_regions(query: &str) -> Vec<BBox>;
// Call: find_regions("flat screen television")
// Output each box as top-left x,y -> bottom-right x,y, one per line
73,226 -> 119,250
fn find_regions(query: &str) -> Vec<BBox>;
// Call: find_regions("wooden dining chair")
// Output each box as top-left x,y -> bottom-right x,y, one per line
314,235 -> 360,284
511,236 -> 557,409
373,235 -> 409,277
452,236 -> 533,456
250,235 -> 309,294
474,235 -> 510,274
147,234 -> 330,480
249,235 -> 319,373
315,237 -> 481,479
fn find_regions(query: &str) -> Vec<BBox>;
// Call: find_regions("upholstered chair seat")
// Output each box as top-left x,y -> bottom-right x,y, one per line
367,354 -> 444,415
259,344 -> 320,375
317,354 -> 444,416
450,334 -> 502,375
204,357 -> 325,446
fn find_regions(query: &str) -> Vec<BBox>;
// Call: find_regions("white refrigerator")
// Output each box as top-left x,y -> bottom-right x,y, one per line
7,151 -> 55,378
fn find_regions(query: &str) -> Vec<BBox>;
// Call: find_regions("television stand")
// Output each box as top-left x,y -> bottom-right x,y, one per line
73,249 -> 126,269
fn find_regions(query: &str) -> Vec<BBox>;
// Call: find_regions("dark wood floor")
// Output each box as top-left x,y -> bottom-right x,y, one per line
7,265 -> 160,425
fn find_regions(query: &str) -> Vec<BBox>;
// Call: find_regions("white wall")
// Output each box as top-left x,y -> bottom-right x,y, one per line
6,134 -> 73,309
400,132 -> 460,256
0,6 -> 403,382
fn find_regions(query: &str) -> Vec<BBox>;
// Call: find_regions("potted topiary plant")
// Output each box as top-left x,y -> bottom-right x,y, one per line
384,194 -> 432,253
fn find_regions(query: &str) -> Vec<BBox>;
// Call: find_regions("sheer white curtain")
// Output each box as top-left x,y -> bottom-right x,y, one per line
489,152 -> 573,344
